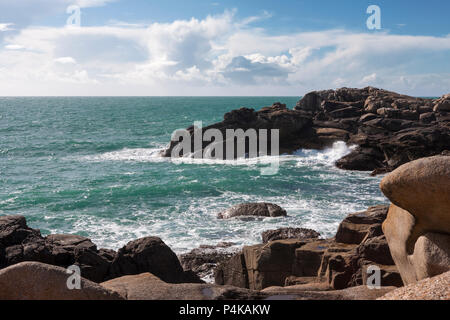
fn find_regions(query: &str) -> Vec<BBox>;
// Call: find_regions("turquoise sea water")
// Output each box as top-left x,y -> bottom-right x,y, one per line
0,97 -> 387,252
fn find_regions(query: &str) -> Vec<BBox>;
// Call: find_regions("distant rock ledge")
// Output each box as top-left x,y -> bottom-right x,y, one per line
162,87 -> 450,174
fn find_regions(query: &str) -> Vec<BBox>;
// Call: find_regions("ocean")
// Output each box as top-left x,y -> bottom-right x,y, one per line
0,97 -> 387,253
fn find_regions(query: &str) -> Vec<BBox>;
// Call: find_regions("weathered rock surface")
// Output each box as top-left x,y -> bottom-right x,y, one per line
412,233 -> 450,281
0,215 -> 201,284
378,271 -> 450,300
244,239 -> 309,290
163,87 -> 450,174
214,251 -> 249,288
381,156 -> 450,284
335,205 -> 388,244
217,203 -> 287,219
263,285 -> 396,300
101,272 -> 266,300
102,271 -> 395,301
381,156 -> 450,246
215,205 -> 401,291
262,227 -> 320,243
108,236 -> 202,284
179,242 -> 237,281
0,262 -> 123,300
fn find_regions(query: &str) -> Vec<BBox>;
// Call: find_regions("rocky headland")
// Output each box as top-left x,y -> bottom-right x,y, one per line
163,87 -> 450,175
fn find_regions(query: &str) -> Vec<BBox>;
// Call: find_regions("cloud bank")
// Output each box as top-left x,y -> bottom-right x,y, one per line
0,10 -> 449,96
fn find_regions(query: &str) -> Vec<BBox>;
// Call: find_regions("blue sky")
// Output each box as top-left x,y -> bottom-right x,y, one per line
0,0 -> 449,96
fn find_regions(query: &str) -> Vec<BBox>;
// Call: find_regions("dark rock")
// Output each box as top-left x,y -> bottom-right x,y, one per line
315,127 -> 350,141
44,234 -> 111,282
0,215 -> 41,248
361,264 -> 403,288
295,92 -> 326,112
359,113 -> 378,122
336,147 -> 384,171
217,203 -> 287,219
335,205 -> 389,244
215,252 -> 249,288
320,246 -> 360,289
329,107 -> 361,119
162,102 -> 312,158
418,105 -> 433,114
179,243 -> 236,281
321,100 -> 351,113
108,236 -> 202,284
216,240 -> 309,290
377,107 -> 401,118
399,110 -> 419,121
433,98 -> 450,112
243,240 -> 308,290
293,239 -> 331,277
0,215 -> 53,268
420,112 -> 436,123
357,235 -> 394,266
262,227 -> 320,243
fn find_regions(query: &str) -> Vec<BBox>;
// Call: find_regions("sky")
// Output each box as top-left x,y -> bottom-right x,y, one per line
0,0 -> 449,96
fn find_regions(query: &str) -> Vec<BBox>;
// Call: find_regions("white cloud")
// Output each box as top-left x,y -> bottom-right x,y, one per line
54,56 -> 77,64
0,23 -> 14,32
74,0 -> 116,8
0,10 -> 449,96
4,44 -> 24,50
361,73 -> 378,84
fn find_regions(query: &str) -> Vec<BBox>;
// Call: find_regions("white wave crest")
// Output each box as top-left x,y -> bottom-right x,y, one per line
293,141 -> 356,167
79,141 -> 355,168
81,147 -> 166,162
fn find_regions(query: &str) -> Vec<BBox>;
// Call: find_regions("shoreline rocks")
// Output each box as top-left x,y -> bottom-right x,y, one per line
215,205 -> 403,291
162,87 -> 450,174
0,215 -> 202,284
1,199 -> 445,299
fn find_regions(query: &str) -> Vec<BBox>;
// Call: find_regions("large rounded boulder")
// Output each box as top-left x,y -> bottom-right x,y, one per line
380,155 -> 450,248
380,155 -> 450,285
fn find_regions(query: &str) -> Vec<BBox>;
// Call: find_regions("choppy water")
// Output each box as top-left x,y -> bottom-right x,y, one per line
0,97 -> 387,253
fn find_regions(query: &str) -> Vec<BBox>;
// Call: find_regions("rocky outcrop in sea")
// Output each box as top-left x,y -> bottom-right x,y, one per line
163,87 -> 450,174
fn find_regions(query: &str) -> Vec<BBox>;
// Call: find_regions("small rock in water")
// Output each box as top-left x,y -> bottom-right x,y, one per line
217,203 -> 287,220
